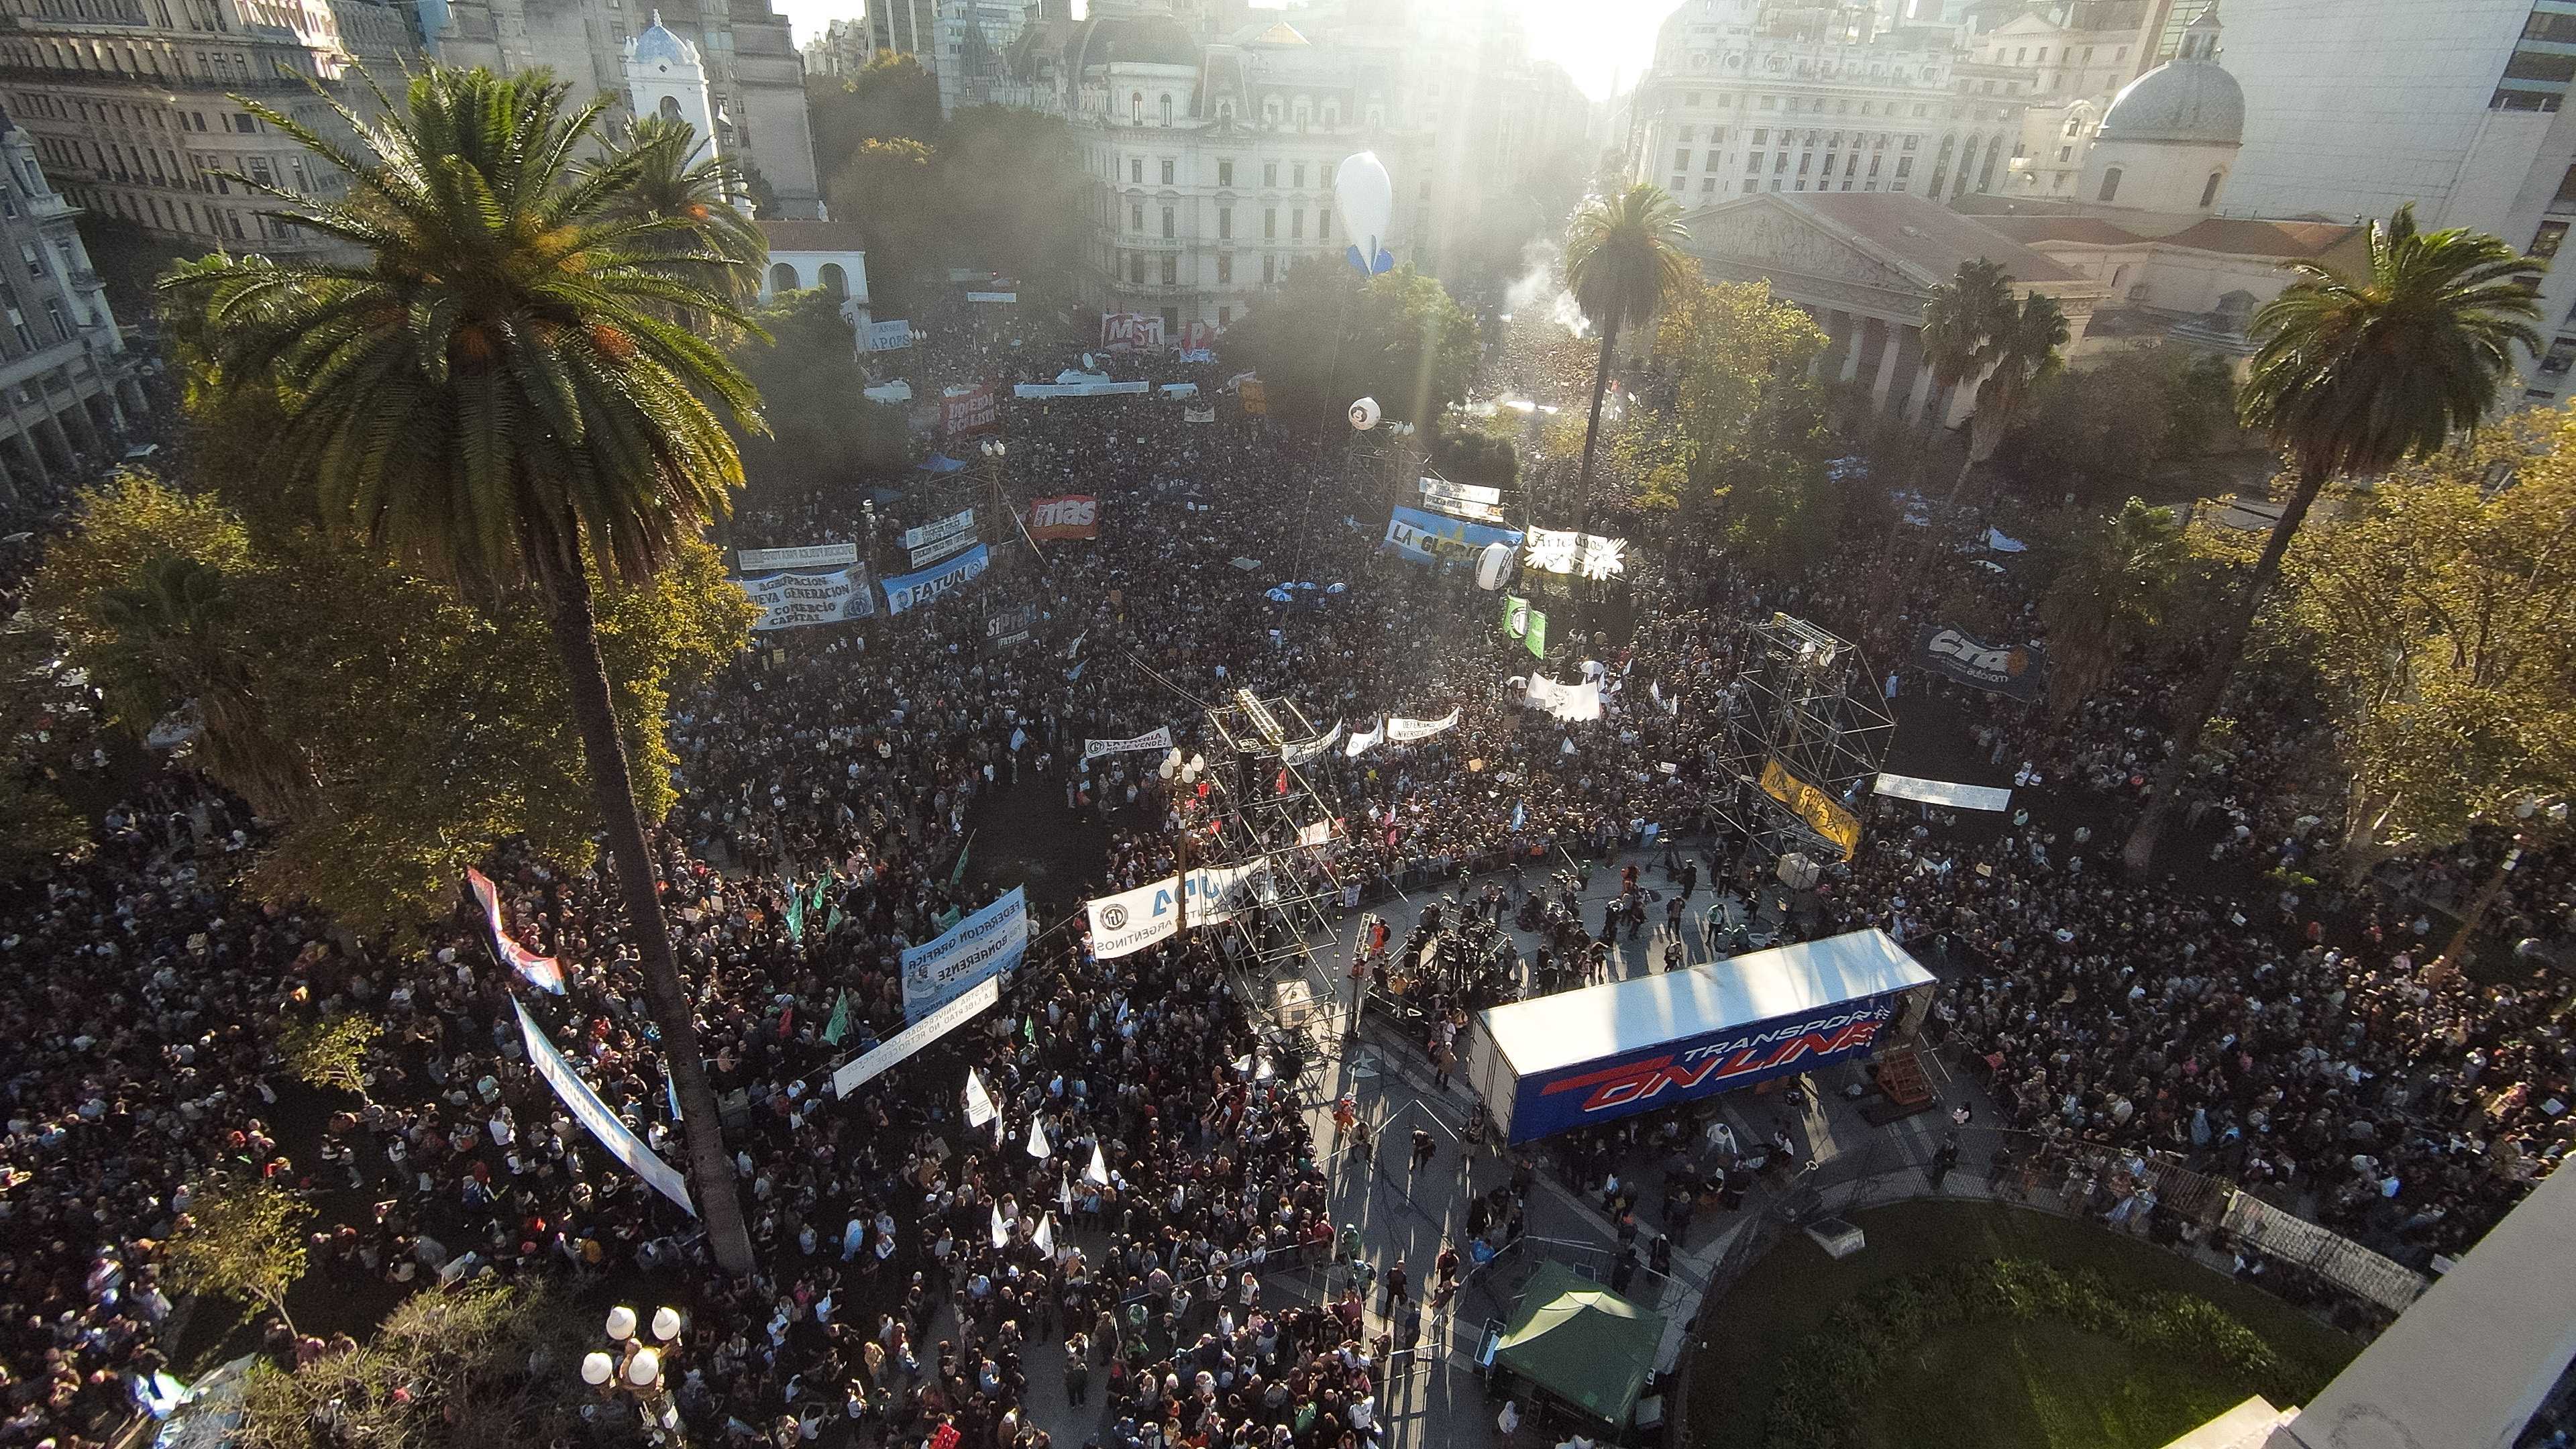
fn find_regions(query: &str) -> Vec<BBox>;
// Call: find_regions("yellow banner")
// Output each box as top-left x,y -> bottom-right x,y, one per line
1760,758 -> 1862,857
1238,379 -> 1267,415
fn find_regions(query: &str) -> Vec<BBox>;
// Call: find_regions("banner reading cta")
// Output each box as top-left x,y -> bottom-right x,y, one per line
515,1000 -> 694,1214
1084,857 -> 1271,960
1084,724 -> 1172,761
884,543 -> 989,614
738,566 -> 878,629
902,886 -> 1029,1022
1028,495 -> 1100,540
1917,625 -> 2048,702
1384,505 -> 1522,566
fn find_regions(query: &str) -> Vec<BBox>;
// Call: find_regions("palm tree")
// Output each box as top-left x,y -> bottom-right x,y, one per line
1953,291 -> 2069,502
169,66 -> 769,1272
2036,498 -> 2185,718
1562,182 -> 1693,529
596,115 -> 767,315
2120,203 -> 2541,875
1917,258 -> 2010,476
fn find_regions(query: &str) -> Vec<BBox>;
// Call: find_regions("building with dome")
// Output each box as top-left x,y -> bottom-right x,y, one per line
428,0 -> 822,218
2074,7 -> 2239,211
1968,1 -> 2208,201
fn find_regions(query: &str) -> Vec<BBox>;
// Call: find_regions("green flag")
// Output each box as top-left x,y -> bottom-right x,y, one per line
1024,1014 -> 1036,1042
1503,594 -> 1528,639
949,831 -> 974,890
1525,606 -> 1548,660
825,895 -> 843,938
822,989 -> 852,1046
784,883 -> 806,944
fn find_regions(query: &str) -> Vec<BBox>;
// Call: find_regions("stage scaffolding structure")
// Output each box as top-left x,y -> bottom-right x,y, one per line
1196,689 -> 1348,975
1711,612 -> 1896,867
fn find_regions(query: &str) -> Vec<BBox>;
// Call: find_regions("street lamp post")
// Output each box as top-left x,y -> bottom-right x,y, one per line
580,1303 -> 686,1444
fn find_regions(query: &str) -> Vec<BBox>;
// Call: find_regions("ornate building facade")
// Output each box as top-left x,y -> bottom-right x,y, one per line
0,108 -> 142,498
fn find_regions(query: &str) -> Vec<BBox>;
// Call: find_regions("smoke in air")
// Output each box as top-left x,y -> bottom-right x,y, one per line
1505,238 -> 1588,338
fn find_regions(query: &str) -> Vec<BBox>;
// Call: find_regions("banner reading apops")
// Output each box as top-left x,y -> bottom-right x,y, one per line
1084,857 -> 1272,960
883,543 -> 989,614
1083,724 -> 1172,760
1759,757 -> 1864,857
902,886 -> 1029,1022
864,319 -> 915,352
737,566 -> 878,629
1916,625 -> 2048,702
1028,495 -> 1100,540
1385,505 -> 1522,566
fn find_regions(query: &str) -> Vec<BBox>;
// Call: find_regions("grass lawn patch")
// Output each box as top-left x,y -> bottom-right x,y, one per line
1686,1199 -> 2360,1449
1854,1320 -> 2257,1449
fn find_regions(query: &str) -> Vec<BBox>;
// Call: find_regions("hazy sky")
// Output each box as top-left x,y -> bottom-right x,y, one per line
778,0 -> 1671,102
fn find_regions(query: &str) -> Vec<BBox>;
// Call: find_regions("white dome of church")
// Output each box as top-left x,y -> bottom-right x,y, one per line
629,11 -> 699,70
2097,11 -> 2242,146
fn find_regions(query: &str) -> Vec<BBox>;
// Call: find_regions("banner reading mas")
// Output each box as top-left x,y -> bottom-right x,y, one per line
1028,495 -> 1100,540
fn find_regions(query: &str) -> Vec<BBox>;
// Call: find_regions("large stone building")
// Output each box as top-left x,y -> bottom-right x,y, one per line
2207,0 -> 2576,406
0,109 -> 142,498
1623,0 -> 2032,207
801,16 -> 871,78
1966,0 -> 2196,199
427,0 -> 822,217
0,0 -> 415,256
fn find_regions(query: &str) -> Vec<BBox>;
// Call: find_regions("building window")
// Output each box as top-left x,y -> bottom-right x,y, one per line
1160,159 -> 1174,185
1265,207 -> 1277,239
2056,145 -> 2073,162
1218,207 -> 1232,239
1293,162 -> 1307,189
2199,170 -> 2224,207
1218,254 -> 1232,283
1218,306 -> 1232,327
1319,207 -> 1330,239
2541,337 -> 2576,376
1218,159 -> 1233,187
1161,255 -> 1177,285
1130,158 -> 1143,184
1161,205 -> 1175,238
1676,148 -> 1690,170
1262,255 -> 1275,284
1747,153 -> 1762,172
2536,220 -> 2570,260
1263,162 -> 1277,186
1291,209 -> 1303,239
2097,165 -> 2121,202
1707,151 -> 1722,171
1895,156 -> 1913,178
1130,203 -> 1144,231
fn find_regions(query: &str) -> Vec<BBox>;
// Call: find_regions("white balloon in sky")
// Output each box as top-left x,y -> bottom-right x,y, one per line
1334,152 -> 1393,274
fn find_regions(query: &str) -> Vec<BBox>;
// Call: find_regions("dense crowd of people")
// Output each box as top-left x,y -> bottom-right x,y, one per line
2,301 -> 2571,1449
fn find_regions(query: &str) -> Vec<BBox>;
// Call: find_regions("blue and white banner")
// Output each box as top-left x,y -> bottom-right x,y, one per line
865,319 -> 915,352
901,885 -> 1029,1022
738,566 -> 877,629
1383,505 -> 1521,566
883,543 -> 990,614
515,1000 -> 694,1214
1083,856 -> 1272,961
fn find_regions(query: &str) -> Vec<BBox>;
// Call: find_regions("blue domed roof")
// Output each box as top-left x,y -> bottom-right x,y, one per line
631,11 -> 698,68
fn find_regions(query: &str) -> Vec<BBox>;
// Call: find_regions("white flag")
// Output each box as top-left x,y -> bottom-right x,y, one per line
965,1069 -> 998,1128
1027,1117 -> 1053,1159
1034,1212 -> 1055,1257
1232,1053 -> 1253,1077
1086,1142 -> 1112,1186
991,1202 -> 1010,1249
1059,1173 -> 1075,1216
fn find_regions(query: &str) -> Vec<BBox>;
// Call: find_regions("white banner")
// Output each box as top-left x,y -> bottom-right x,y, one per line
1084,725 -> 1173,761
900,887 -> 1029,1022
737,566 -> 877,629
1346,720 -> 1384,758
1523,676 -> 1603,722
515,1001 -> 694,1214
833,975 -> 1003,1097
910,530 -> 978,569
966,290 -> 1018,303
1522,528 -> 1628,580
1419,476 -> 1506,523
1872,773 -> 2013,812
1281,722 -> 1343,766
1014,380 -> 1152,398
1386,708 -> 1461,743
1083,856 -> 1271,960
864,319 -> 916,352
737,542 -> 857,572
965,1069 -> 998,1127
902,508 -> 976,553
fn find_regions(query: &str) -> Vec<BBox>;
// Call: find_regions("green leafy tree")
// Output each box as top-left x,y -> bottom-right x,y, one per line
826,136 -> 946,305
2121,204 -> 2544,875
733,289 -> 914,488
1222,262 -> 1478,429
237,1279 -> 592,1449
1562,183 -> 1693,528
1623,277 -> 1838,574
1918,257 -> 2011,470
596,115 -> 768,315
166,65 -> 765,1271
806,51 -> 943,181
276,1010 -> 382,1098
1951,292 -> 2069,501
1996,343 -> 2237,503
2275,409 -> 2576,879
938,105 -> 1093,291
0,616 -> 87,877
2035,498 -> 2188,718
166,1173 -> 309,1333
30,474 -> 750,936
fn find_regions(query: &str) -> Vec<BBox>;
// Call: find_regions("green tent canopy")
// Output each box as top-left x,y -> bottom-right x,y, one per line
1491,1260 -> 1668,1428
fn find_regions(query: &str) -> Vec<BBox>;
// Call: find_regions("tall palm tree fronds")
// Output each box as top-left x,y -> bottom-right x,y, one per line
1562,182 -> 1694,527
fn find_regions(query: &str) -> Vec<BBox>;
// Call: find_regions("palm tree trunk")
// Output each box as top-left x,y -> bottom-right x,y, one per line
1575,317 -> 1621,534
2120,467 -> 2330,877
545,561 -> 758,1275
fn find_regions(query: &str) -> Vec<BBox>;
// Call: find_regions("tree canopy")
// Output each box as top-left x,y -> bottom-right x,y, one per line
1995,343 -> 2237,504
2035,497 -> 2188,718
733,289 -> 914,488
1220,262 -> 1479,429
2275,408 -> 2576,870
822,105 -> 1090,310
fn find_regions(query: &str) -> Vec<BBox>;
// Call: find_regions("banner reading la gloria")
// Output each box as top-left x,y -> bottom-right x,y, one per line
1385,505 -> 1522,566
738,566 -> 878,629
1084,724 -> 1173,760
900,886 -> 1029,1022
1085,857 -> 1271,961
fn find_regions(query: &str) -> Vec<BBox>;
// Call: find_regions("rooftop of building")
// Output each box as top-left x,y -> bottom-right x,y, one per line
1787,190 -> 2088,284
757,219 -> 869,253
